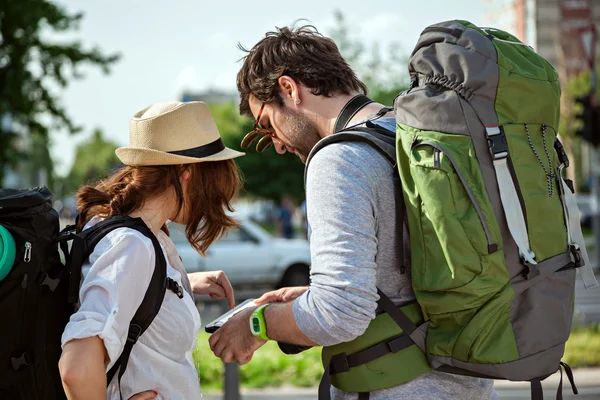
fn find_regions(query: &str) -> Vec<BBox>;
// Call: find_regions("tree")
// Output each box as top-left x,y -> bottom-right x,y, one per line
557,68 -> 600,192
0,0 -> 120,184
327,10 -> 409,104
60,128 -> 121,196
209,102 -> 306,203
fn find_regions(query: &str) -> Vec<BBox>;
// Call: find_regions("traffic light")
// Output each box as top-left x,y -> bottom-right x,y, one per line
574,95 -> 600,146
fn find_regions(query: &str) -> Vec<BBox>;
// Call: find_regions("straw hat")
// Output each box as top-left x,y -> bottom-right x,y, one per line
116,101 -> 244,166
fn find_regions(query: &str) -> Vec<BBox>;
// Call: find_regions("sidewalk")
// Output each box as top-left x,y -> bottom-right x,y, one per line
202,368 -> 600,400
493,367 -> 600,389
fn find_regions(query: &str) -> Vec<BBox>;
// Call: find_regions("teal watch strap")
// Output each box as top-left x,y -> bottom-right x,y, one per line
249,304 -> 270,341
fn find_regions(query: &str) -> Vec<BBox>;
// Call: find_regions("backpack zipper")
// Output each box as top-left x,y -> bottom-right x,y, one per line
24,242 -> 32,263
412,141 -> 497,253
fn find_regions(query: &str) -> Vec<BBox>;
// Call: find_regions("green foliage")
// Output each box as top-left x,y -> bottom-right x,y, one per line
328,10 -> 409,105
0,0 -> 120,184
193,332 -> 323,391
561,68 -> 600,137
208,102 -> 306,203
563,324 -> 600,368
59,128 -> 120,196
194,325 -> 600,391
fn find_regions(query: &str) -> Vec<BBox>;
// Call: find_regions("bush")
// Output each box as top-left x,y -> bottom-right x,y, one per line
193,333 -> 323,391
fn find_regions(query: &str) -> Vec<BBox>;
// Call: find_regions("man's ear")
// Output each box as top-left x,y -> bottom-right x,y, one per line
277,75 -> 301,105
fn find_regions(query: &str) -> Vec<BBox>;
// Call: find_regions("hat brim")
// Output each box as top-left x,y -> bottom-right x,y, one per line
115,146 -> 244,166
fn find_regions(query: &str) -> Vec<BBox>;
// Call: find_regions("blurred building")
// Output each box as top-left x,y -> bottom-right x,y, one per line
484,0 -> 600,80
181,89 -> 238,105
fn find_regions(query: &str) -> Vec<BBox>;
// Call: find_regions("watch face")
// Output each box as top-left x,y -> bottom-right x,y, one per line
250,316 -> 261,334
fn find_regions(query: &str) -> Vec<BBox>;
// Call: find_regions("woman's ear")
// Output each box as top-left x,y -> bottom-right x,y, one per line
182,169 -> 191,182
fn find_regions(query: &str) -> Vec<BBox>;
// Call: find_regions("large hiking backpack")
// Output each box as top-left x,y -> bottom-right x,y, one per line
312,20 -> 599,400
0,187 -> 180,399
395,19 -> 597,387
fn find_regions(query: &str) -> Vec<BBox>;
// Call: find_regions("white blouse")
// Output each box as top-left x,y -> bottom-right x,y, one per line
61,218 -> 202,400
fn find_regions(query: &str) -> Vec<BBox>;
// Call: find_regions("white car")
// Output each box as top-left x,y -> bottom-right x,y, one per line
168,216 -> 311,289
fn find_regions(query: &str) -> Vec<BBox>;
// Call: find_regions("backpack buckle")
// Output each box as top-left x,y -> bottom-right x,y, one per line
523,261 -> 540,279
330,353 -> 350,374
569,245 -> 584,268
485,126 -> 509,160
127,324 -> 143,344
166,277 -> 184,299
555,139 -> 570,168
40,273 -> 60,292
10,352 -> 32,371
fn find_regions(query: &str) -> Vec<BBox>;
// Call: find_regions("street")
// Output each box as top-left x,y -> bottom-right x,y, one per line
575,244 -> 600,323
201,386 -> 600,400
201,368 -> 600,399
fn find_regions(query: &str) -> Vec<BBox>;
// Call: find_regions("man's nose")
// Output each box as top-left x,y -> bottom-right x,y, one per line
273,137 -> 286,155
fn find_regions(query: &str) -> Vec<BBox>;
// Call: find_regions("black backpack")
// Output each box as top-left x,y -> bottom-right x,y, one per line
0,187 -> 182,399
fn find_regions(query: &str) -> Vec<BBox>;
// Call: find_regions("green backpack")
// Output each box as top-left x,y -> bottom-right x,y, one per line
318,20 -> 598,400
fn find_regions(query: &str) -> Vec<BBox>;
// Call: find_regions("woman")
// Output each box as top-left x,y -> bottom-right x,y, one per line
59,101 -> 244,400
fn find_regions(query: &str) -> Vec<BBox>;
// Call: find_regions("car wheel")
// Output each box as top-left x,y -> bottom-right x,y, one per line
280,264 -> 310,288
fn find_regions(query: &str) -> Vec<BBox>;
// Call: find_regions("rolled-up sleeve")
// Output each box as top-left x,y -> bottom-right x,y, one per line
293,142 -> 382,346
61,229 -> 155,370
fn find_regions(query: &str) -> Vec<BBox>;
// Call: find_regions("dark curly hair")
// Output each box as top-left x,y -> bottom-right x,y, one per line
236,23 -> 367,116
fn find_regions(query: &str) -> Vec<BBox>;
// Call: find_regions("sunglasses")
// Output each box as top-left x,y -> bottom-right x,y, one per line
240,104 -> 276,152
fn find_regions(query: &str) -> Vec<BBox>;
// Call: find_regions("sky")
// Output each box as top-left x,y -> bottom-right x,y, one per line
51,0 -> 486,176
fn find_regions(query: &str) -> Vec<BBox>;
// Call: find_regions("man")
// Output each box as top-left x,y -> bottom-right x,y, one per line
276,194 -> 295,239
209,25 -> 497,399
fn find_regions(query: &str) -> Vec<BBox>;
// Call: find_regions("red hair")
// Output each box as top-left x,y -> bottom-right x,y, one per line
76,161 -> 241,255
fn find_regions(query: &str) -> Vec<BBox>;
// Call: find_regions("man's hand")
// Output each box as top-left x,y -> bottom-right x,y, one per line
188,271 -> 235,309
129,391 -> 158,400
255,286 -> 309,304
208,306 -> 266,365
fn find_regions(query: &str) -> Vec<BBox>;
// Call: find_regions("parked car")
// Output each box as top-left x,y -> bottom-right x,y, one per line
169,215 -> 311,289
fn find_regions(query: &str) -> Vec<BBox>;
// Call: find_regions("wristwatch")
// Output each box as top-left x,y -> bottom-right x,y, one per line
249,304 -> 271,341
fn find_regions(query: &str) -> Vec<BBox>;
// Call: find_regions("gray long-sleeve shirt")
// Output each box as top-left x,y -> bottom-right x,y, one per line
293,118 -> 497,399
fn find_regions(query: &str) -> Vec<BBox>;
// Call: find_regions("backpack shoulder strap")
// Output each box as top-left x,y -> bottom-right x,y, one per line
305,123 -> 397,178
305,123 -> 409,309
66,215 -> 168,398
333,95 -> 374,133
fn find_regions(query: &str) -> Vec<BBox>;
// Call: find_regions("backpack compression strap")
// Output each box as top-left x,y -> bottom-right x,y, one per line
485,126 -> 537,267
486,126 -> 598,288
554,143 -> 598,289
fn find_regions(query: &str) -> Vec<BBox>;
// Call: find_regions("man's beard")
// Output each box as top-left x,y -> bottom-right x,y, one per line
281,107 -> 320,163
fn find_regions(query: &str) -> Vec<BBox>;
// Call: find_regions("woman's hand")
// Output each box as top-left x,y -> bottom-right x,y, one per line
255,286 -> 309,305
188,271 -> 235,309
